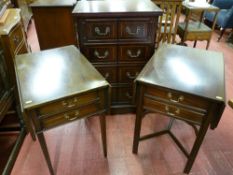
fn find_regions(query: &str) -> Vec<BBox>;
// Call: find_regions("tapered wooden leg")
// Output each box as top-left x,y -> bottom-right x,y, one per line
37,133 -> 55,175
183,122 -> 210,174
193,40 -> 197,48
132,113 -> 143,154
206,40 -> 210,50
99,115 -> 107,157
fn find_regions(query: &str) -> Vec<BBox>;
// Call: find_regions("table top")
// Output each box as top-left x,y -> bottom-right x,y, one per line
182,0 -> 219,11
0,8 -> 20,35
72,0 -> 163,17
15,45 -> 109,110
136,44 -> 225,103
30,0 -> 76,7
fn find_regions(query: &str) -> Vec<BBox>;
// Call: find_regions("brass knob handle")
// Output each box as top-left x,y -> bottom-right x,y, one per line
94,50 -> 109,59
64,111 -> 79,121
126,26 -> 140,36
167,92 -> 184,103
13,35 -> 20,46
127,49 -> 141,58
126,72 -> 138,79
95,27 -> 110,36
165,105 -> 180,116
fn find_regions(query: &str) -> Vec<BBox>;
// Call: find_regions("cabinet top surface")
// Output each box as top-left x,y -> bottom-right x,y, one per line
136,44 -> 225,102
15,45 -> 109,109
73,0 -> 163,17
0,9 -> 21,35
30,0 -> 76,7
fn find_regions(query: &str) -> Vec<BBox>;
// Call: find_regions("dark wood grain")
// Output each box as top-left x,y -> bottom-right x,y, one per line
30,0 -> 77,50
73,0 -> 162,113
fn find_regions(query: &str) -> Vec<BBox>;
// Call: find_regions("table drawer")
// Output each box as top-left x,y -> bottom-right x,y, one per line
118,18 -> 152,41
118,45 -> 152,62
9,24 -> 24,55
145,86 -> 210,110
38,91 -> 100,116
119,65 -> 143,83
144,97 -> 205,124
40,102 -> 102,129
95,66 -> 117,83
78,19 -> 117,42
82,45 -> 117,63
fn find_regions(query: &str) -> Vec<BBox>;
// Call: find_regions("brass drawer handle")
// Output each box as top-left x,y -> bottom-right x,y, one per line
62,97 -> 78,108
126,92 -> 132,99
13,35 -> 21,46
94,50 -> 109,59
165,106 -> 180,116
126,26 -> 140,36
94,27 -> 110,36
127,49 -> 141,58
64,111 -> 79,121
104,72 -> 109,79
126,72 -> 138,79
167,92 -> 184,103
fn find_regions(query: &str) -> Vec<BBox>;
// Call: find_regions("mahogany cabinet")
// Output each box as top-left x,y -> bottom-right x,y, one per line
30,0 -> 77,50
73,0 -> 162,113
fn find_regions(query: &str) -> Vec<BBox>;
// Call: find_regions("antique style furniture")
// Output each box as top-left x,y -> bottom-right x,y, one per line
0,8 -> 29,89
151,0 -> 182,45
0,31 -> 25,175
133,44 -> 225,173
177,1 -> 219,49
15,46 -> 110,175
30,0 -> 77,50
73,0 -> 162,114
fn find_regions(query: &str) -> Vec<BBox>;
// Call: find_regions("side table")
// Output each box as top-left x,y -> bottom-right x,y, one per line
133,44 -> 225,173
15,46 -> 110,175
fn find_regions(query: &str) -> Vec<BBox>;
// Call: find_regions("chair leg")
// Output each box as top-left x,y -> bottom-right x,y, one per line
218,28 -> 225,42
206,40 -> 210,50
193,40 -> 197,48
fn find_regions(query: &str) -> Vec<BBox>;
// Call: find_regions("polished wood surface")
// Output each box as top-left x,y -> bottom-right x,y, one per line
15,45 -> 109,109
15,45 -> 110,175
133,44 -> 225,173
73,0 -> 162,113
73,0 -> 162,16
137,44 -> 225,104
30,0 -> 77,50
0,9 -> 21,35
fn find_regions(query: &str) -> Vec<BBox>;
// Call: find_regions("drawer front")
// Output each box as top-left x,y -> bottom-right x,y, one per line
118,86 -> 133,104
95,66 -> 117,83
111,86 -> 118,104
119,65 -> 143,83
82,45 -> 117,63
79,19 -> 117,42
145,86 -> 210,111
9,24 -> 24,54
118,18 -> 152,41
144,97 -> 205,124
40,102 -> 102,129
119,45 -> 152,62
38,91 -> 100,116
15,42 -> 28,55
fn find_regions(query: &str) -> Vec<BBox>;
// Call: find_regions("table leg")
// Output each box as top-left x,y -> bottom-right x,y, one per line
37,133 -> 55,175
132,113 -> 143,154
99,115 -> 107,157
184,121 -> 210,173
